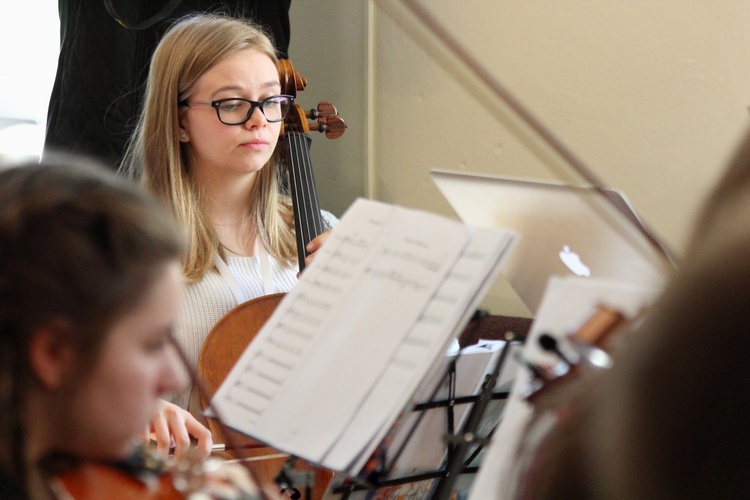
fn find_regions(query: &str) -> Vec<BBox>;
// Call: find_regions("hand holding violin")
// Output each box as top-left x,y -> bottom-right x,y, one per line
50,446 -> 282,499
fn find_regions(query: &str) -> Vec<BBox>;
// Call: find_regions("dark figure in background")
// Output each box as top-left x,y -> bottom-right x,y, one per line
43,1 -> 291,169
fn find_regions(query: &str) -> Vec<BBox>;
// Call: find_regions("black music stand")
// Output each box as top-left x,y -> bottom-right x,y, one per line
327,312 -> 528,499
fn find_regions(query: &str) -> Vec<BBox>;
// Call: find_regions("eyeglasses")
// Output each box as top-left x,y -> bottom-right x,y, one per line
179,95 -> 294,125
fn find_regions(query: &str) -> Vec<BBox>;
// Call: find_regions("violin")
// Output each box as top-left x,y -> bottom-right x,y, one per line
195,58 -> 346,500
523,304 -> 629,407
507,305 -> 637,499
47,447 -> 263,499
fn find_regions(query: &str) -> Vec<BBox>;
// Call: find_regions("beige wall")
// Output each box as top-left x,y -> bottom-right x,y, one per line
292,1 -> 750,316
288,1 -> 368,217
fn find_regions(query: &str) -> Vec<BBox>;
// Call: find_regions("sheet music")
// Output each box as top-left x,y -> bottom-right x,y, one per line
209,198 -> 518,473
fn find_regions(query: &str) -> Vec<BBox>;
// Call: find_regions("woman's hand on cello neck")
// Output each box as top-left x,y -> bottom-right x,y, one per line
302,230 -> 334,274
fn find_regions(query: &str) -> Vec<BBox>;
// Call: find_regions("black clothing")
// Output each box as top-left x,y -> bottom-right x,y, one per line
0,467 -> 25,500
44,1 -> 291,169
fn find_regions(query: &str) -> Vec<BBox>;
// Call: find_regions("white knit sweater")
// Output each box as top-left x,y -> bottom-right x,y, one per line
167,210 -> 338,410
167,255 -> 299,409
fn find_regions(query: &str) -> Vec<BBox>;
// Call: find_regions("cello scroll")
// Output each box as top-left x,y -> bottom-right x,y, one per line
277,59 -> 346,139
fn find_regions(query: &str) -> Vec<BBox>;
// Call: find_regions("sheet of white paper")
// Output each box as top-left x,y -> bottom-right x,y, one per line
209,198 -> 518,472
329,227 -> 517,473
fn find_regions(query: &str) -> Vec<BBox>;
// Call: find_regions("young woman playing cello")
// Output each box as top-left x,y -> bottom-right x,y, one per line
120,13 -> 337,411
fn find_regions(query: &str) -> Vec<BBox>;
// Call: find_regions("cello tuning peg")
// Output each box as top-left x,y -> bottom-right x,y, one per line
308,115 -> 346,139
318,115 -> 346,140
315,101 -> 338,118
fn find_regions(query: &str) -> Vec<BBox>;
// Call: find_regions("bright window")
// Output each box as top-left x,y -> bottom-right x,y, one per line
0,1 -> 59,161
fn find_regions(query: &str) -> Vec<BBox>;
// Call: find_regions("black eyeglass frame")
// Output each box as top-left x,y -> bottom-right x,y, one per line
178,94 -> 295,125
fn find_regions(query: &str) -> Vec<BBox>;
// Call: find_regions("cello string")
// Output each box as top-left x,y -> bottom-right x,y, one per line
295,129 -> 323,239
295,132 -> 313,242
297,129 -> 324,238
289,131 -> 310,262
284,130 -> 304,264
292,131 -> 312,243
286,128 -> 324,268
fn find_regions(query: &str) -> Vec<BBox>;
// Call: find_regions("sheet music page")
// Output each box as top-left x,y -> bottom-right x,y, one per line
332,225 -> 517,473
209,198 -> 517,472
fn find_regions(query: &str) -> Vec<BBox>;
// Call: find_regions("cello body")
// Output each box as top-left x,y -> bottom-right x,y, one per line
197,294 -> 332,500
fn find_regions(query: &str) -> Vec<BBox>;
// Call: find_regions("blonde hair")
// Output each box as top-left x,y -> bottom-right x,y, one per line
120,13 -> 296,281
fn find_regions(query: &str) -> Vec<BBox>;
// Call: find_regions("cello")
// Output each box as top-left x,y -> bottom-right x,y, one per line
196,58 -> 345,499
